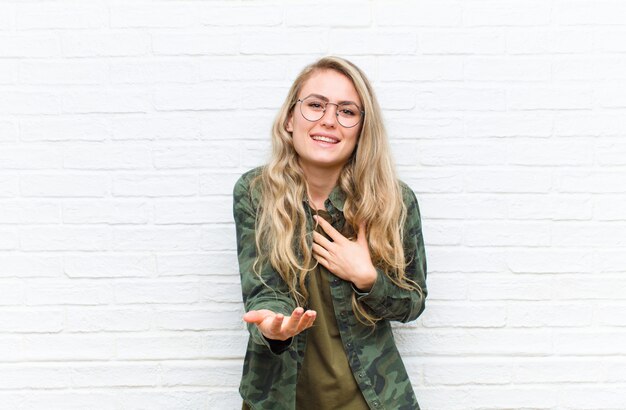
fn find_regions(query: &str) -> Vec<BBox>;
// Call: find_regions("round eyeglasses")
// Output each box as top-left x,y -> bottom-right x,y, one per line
297,96 -> 364,128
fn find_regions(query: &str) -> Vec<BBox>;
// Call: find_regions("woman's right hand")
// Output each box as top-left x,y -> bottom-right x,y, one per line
243,307 -> 317,341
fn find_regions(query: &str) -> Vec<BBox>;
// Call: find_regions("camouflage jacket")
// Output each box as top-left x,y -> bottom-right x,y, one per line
233,168 -> 428,410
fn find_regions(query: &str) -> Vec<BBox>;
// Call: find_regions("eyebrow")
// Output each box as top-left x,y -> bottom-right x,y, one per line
303,93 -> 361,107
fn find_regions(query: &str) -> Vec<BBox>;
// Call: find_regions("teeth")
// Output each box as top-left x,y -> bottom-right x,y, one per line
311,135 -> 338,143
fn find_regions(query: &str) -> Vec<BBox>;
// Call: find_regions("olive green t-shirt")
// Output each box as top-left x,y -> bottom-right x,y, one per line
295,209 -> 369,410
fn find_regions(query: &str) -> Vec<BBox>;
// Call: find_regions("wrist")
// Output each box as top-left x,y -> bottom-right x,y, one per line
352,266 -> 377,292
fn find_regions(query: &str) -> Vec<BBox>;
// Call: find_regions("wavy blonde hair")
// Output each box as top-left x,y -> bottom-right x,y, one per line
252,56 -> 417,325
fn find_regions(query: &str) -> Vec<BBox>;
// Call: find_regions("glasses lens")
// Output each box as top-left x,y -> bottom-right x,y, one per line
336,103 -> 361,128
300,97 -> 325,122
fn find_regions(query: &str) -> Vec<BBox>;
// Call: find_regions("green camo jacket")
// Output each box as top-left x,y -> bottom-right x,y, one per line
233,167 -> 428,410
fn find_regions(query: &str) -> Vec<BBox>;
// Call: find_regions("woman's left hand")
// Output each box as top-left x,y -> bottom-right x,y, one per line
312,215 -> 377,291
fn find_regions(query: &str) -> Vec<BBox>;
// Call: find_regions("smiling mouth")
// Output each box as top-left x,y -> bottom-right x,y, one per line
311,135 -> 339,144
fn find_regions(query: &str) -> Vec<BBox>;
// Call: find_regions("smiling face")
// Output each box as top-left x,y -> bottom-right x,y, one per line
286,69 -> 363,176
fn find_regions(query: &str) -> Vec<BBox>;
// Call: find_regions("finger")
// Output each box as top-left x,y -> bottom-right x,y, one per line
312,243 -> 331,260
313,215 -> 345,242
243,310 -> 267,324
296,310 -> 317,333
283,307 -> 303,336
312,230 -> 333,249
313,253 -> 329,269
269,313 -> 284,335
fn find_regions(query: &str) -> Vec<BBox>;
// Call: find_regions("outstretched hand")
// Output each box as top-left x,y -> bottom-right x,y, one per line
243,307 -> 317,341
312,215 -> 377,291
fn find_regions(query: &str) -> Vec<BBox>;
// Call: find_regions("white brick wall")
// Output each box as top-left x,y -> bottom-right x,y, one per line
0,1 -> 625,409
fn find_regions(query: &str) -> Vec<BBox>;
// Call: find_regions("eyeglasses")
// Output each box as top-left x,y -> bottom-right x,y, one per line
297,96 -> 364,128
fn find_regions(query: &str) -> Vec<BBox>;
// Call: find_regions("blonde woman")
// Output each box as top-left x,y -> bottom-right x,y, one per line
233,56 -> 427,410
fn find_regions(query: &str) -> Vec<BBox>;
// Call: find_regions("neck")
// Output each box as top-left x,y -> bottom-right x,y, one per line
300,163 -> 342,210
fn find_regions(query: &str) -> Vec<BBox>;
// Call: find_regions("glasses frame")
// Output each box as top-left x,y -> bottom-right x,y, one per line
296,97 -> 365,129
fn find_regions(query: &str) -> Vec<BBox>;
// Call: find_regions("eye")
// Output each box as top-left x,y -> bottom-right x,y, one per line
340,108 -> 356,116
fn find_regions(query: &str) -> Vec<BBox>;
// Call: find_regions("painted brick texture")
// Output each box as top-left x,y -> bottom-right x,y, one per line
0,1 -> 625,409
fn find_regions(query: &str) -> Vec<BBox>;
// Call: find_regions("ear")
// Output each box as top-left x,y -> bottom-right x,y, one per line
286,114 -> 294,132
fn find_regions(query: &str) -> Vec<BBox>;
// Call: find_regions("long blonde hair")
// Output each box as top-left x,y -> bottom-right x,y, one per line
253,56 -> 417,325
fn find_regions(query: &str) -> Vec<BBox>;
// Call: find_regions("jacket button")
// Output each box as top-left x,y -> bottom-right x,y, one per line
373,401 -> 380,407
346,342 -> 352,348
341,311 -> 346,317
358,372 -> 364,378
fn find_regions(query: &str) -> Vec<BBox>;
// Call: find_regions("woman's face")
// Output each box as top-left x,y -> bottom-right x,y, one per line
287,69 -> 363,175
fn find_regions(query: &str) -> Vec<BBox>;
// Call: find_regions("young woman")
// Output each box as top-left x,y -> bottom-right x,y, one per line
233,56 -> 427,410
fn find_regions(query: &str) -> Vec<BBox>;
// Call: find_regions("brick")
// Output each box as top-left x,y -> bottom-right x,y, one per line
398,169 -> 464,194
513,359 -> 604,383
374,1 -> 462,27
507,28 -> 593,54
423,360 -> 511,385
0,309 -> 63,332
0,200 -> 60,224
155,306 -> 243,331
596,142 -> 626,165
552,222 -> 626,247
16,3 -> 106,29
199,5 -> 283,26
110,115 -> 201,141
421,302 -> 506,328
465,221 -> 551,247
554,112 -> 626,137
506,249 -> 593,274
0,59 -> 16,84
64,254 -> 155,278
0,92 -> 62,114
26,280 -> 114,305
21,174 -> 108,197
0,34 -> 60,57
555,0 -> 626,25
464,0 -> 551,26
62,89 -> 150,114
465,57 -> 551,82
154,85 -> 239,111
199,171 -> 241,196
161,360 -> 241,387
20,117 -> 108,142
241,30 -> 327,54
0,336 -> 22,361
595,249 -> 626,273
330,30 -> 417,55
0,364 -> 71,388
0,175 -> 18,197
62,200 -> 149,224
23,334 -> 116,360
19,61 -> 107,85
285,2 -> 370,27
379,57 -> 464,81
239,140 -> 271,168
112,227 -> 202,252
20,226 -> 110,251
70,363 -> 159,387
594,29 -> 626,52
110,60 -> 199,84
420,29 -> 505,54
465,112 -> 553,138
554,331 -> 626,355
114,280 -> 199,304
395,328 -> 552,355
61,32 -> 150,57
197,277 -> 241,303
425,274 -> 468,301
22,392 -> 116,410
420,194 -> 507,220
508,302 -> 593,327
154,198 -> 231,224
0,281 -> 24,305
555,171 -> 625,194
0,228 -> 17,250
153,143 -> 239,169
469,275 -> 552,301
110,5 -> 198,28
596,304 -> 626,326
198,57 -> 288,81
0,121 -> 17,142
508,86 -> 593,110
157,252 -> 238,276
427,248 -> 507,273
112,174 -> 197,197
422,221 -> 463,246
65,307 -> 151,332
558,386 -> 626,409
555,276 -> 626,300
152,32 -> 239,56
203,330 -> 248,358
116,334 -> 204,359
464,169 -> 552,193
417,141 -> 508,166
201,225 -> 236,252
0,254 -> 62,278
416,87 -> 506,111
386,114 -> 464,139
466,387 -> 557,409
63,142 -> 152,170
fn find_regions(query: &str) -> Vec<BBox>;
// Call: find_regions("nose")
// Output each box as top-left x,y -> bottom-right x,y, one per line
320,103 -> 339,128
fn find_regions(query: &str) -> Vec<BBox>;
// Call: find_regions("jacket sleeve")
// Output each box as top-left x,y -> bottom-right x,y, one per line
353,183 -> 428,323
233,172 -> 297,354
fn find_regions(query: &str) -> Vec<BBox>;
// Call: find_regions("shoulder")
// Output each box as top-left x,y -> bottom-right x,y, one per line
397,179 -> 422,221
234,166 -> 264,197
